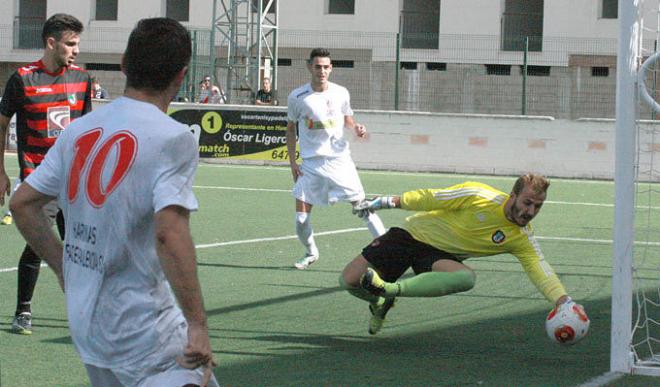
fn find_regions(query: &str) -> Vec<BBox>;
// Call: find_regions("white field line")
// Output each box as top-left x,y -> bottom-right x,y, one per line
577,371 -> 623,387
196,162 -> 622,185
195,185 -> 642,208
3,227 -> 660,274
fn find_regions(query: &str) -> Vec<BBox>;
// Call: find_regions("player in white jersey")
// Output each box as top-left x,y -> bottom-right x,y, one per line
286,48 -> 386,269
9,18 -> 218,387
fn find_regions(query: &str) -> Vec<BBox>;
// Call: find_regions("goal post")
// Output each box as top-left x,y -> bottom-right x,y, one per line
611,0 -> 638,374
612,0 -> 660,377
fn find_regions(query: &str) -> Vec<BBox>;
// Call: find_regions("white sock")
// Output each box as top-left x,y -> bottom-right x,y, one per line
363,211 -> 386,237
295,211 -> 318,256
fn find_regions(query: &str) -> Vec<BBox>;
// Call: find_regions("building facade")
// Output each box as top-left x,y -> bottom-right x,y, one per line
0,0 -> 652,118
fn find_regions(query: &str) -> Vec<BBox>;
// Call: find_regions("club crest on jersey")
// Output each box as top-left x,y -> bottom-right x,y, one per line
492,230 -> 506,244
68,93 -> 77,105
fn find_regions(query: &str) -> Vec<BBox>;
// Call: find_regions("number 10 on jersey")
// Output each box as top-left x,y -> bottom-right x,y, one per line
67,128 -> 138,208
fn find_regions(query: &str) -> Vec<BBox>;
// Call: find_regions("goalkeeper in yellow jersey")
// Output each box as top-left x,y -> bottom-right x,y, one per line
340,173 -> 588,335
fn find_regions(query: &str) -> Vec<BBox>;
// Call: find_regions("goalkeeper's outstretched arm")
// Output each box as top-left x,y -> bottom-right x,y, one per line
352,196 -> 400,217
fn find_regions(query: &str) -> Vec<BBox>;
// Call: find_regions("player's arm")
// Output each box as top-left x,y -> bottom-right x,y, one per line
0,73 -> 23,206
513,242 -> 572,306
155,205 -> 215,372
0,114 -> 11,205
344,115 -> 366,138
285,120 -> 301,181
9,183 -> 64,289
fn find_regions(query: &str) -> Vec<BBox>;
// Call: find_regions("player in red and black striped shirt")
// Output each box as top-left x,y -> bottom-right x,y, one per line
0,13 -> 92,335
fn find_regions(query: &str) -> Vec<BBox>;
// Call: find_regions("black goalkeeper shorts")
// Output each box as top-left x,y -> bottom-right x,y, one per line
361,227 -> 461,282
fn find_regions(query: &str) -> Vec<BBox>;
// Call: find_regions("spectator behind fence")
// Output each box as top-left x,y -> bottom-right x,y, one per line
198,76 -> 211,103
210,85 -> 226,104
91,77 -> 109,99
255,77 -> 276,105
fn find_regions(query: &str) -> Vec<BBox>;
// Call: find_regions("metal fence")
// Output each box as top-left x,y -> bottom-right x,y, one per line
2,24 -> 656,119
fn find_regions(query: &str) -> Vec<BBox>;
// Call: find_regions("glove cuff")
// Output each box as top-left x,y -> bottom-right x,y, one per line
380,196 -> 396,209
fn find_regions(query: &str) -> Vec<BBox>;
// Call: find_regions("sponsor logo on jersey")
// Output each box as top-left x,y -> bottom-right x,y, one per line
36,87 -> 53,93
476,212 -> 486,222
492,230 -> 506,244
47,105 -> 71,138
68,93 -> 77,105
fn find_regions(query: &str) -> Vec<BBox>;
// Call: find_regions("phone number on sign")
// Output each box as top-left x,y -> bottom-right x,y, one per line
271,149 -> 299,160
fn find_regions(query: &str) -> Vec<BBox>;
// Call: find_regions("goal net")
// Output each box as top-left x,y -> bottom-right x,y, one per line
612,0 -> 660,377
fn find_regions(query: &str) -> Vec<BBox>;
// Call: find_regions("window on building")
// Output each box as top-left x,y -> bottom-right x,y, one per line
166,0 -> 190,22
332,60 -> 354,68
15,0 -> 46,49
401,0 -> 440,49
87,63 -> 122,71
501,0 -> 544,52
277,58 -> 292,66
522,65 -> 551,76
602,0 -> 617,19
592,66 -> 610,77
251,0 -> 276,14
95,0 -> 118,21
328,0 -> 355,15
486,64 -> 511,75
426,62 -> 447,71
400,62 -> 418,70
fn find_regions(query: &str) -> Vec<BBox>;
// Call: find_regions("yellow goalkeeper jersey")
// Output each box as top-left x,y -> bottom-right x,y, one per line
400,181 -> 566,303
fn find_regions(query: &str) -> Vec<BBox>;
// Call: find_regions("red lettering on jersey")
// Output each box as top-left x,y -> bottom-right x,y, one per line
68,128 -> 103,202
67,128 -> 137,207
86,132 -> 137,207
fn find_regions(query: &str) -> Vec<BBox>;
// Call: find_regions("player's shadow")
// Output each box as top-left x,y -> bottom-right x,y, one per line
197,261 -> 341,274
0,315 -> 69,334
212,296 -> 616,386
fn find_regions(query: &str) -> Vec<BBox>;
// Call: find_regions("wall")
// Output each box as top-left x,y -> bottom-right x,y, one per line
185,104 -> 653,181
350,111 -> 621,180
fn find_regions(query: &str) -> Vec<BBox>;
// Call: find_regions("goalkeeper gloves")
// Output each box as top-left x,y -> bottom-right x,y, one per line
352,196 -> 396,218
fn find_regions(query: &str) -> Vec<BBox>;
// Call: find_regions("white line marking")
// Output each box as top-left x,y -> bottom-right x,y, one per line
196,227 -> 365,248
194,185 -> 289,193
578,371 -> 623,387
197,162 -> 629,185
0,263 -> 48,273
194,185 -> 638,208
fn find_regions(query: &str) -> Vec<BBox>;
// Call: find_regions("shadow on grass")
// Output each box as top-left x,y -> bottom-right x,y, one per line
211,296 -> 614,387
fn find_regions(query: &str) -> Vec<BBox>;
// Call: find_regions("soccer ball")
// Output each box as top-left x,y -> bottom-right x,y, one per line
545,302 -> 590,345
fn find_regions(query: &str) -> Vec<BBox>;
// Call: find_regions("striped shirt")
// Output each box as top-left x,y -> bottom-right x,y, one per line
400,181 -> 566,303
0,60 -> 92,180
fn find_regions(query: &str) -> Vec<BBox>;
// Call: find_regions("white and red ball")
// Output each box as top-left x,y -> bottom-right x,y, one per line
545,302 -> 590,345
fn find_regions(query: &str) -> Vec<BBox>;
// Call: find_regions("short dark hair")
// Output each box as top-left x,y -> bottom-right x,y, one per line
308,48 -> 331,63
123,18 -> 192,91
512,173 -> 550,196
42,13 -> 83,46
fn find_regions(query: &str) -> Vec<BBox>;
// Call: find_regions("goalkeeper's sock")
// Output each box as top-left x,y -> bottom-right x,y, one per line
385,270 -> 475,298
339,274 -> 381,304
295,211 -> 318,256
363,211 -> 386,237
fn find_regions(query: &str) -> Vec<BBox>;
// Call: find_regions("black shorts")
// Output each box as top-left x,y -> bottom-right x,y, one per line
361,227 -> 461,282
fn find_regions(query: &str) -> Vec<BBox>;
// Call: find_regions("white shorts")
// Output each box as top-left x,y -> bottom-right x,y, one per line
292,156 -> 365,206
84,323 -> 219,387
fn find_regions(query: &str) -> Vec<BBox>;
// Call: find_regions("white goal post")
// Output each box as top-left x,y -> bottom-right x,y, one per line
611,0 -> 660,377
